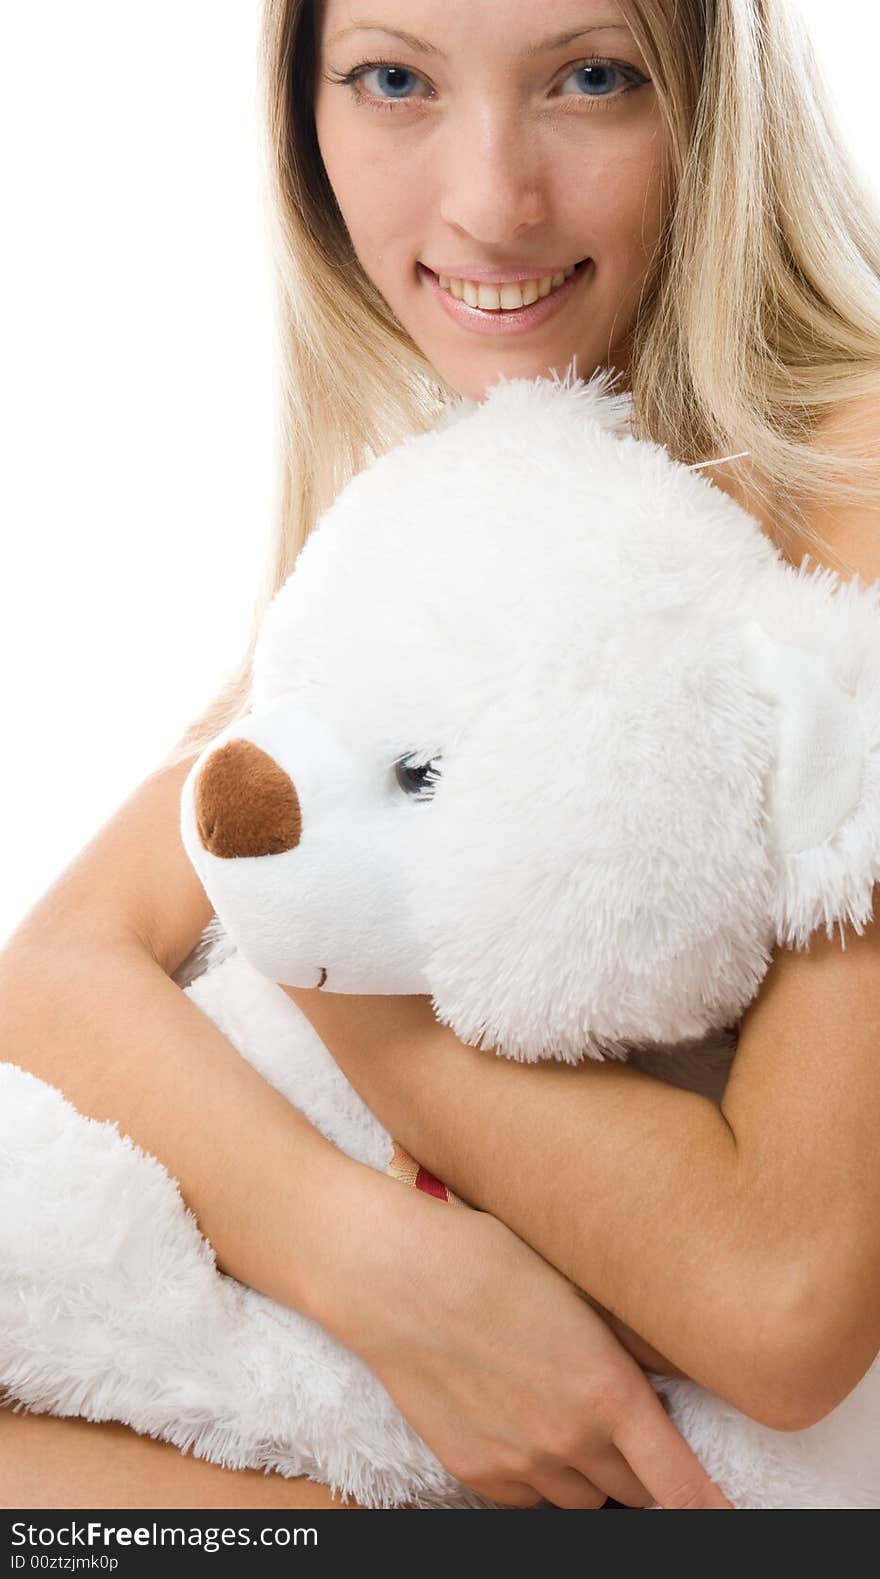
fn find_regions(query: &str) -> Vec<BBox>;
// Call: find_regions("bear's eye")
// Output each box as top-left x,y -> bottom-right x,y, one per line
393,752 -> 442,799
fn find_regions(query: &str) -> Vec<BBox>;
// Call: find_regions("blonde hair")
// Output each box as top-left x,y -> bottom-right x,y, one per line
162,0 -> 880,772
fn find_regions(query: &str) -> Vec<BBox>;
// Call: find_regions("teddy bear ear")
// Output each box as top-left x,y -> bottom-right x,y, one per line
740,618 -> 880,946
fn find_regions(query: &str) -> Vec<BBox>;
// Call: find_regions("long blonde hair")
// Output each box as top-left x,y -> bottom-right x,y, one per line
161,0 -> 880,772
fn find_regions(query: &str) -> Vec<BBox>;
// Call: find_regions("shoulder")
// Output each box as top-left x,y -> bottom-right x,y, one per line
813,386 -> 880,445
784,387 -> 880,582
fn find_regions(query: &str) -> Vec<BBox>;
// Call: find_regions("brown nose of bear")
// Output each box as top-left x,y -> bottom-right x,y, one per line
194,739 -> 303,859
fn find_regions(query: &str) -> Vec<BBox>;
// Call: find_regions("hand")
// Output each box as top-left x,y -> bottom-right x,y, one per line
319,1173 -> 733,1509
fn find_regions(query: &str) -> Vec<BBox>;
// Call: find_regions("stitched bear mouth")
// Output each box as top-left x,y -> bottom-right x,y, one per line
316,966 -> 328,989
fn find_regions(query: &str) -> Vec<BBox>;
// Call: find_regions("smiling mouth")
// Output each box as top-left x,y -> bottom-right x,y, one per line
316,966 -> 328,989
427,257 -> 590,307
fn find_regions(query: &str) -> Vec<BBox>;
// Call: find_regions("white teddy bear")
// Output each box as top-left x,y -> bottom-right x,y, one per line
2,370 -> 880,1508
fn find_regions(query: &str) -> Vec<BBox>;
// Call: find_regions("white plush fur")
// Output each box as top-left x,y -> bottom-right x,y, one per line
2,370 -> 879,1506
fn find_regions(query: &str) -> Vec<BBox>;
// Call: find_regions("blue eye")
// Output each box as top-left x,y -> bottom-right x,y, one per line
364,64 -> 420,101
326,61 -> 428,111
565,62 -> 631,98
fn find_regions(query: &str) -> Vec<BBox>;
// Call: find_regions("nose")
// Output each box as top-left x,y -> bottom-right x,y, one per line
194,739 -> 302,859
439,107 -> 547,244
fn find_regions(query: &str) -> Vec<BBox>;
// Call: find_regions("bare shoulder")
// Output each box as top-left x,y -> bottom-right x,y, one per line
10,751 -> 213,978
787,387 -> 880,582
813,386 -> 880,445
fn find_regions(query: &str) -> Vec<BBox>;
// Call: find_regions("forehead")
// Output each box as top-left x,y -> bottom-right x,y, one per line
317,1 -> 637,56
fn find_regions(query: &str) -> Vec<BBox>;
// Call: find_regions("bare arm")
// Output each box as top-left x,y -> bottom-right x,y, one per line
0,751 -> 397,1320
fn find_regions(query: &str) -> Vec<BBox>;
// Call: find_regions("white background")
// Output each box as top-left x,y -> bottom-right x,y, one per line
1,1 -> 878,945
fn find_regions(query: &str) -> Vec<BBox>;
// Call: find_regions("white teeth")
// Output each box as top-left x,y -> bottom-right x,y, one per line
437,263 -> 580,311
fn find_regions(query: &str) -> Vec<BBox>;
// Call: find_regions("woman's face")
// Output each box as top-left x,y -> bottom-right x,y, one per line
313,1 -> 670,400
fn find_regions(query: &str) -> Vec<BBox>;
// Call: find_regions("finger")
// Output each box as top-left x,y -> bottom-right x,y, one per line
474,1479 -> 546,1508
612,1399 -> 734,1509
580,1447 -> 655,1508
530,1468 -> 607,1510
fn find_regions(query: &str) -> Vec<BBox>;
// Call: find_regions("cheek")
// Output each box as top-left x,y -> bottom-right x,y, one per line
313,89 -> 380,226
314,95 -> 358,206
315,104 -> 425,259
576,130 -> 670,259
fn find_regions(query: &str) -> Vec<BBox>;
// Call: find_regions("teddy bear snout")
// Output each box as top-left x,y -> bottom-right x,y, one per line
194,738 -> 303,859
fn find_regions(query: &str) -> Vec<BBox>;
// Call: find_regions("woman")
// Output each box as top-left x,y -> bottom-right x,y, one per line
2,0 -> 880,1510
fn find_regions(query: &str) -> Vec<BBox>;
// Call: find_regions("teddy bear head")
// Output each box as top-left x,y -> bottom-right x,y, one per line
180,371 -> 880,1062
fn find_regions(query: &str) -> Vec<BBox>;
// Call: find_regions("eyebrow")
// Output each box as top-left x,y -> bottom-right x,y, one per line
327,22 -> 632,59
